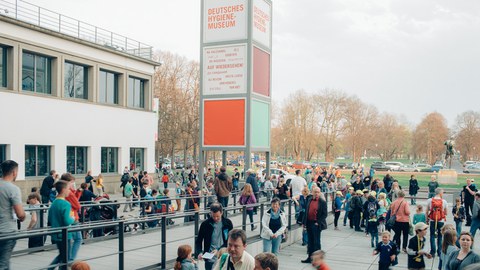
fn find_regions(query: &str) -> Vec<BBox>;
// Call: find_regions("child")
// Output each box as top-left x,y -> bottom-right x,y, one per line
412,205 -> 426,225
26,192 -> 45,248
48,180 -> 75,269
71,261 -> 91,270
367,214 -> 379,248
333,191 -> 343,230
373,231 -> 397,270
452,197 -> 465,238
376,193 -> 388,233
175,182 -> 183,212
407,222 -> 432,270
264,176 -> 274,201
174,244 -> 197,270
311,250 -> 331,270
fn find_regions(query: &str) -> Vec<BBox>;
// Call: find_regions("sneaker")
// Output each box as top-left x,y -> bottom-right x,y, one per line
301,258 -> 311,263
301,243 -> 307,246
251,225 -> 258,231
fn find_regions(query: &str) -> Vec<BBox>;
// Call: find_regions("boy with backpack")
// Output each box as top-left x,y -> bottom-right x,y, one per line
364,192 -> 380,247
425,188 -> 448,257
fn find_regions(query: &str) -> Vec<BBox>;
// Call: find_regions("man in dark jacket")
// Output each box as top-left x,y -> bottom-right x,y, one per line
301,186 -> 327,263
462,178 -> 477,226
246,169 -> 259,197
195,203 -> 233,270
40,170 -> 56,204
351,190 -> 364,232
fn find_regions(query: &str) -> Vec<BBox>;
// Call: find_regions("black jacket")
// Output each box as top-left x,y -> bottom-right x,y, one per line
246,174 -> 259,193
195,216 -> 233,256
40,175 -> 54,196
302,195 -> 328,230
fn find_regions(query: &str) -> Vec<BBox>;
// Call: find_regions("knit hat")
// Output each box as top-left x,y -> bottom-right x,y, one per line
414,222 -> 428,231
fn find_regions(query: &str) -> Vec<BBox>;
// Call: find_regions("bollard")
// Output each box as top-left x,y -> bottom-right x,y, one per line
161,216 -> 167,269
60,228 -> 68,270
118,221 -> 124,270
242,205 -> 247,232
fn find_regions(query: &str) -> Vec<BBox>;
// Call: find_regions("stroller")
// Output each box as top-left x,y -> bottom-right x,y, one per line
87,194 -> 119,237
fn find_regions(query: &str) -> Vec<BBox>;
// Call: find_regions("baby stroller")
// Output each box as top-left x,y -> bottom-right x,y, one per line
87,194 -> 119,237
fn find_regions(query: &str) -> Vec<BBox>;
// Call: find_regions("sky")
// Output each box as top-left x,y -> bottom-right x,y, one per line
33,0 -> 480,127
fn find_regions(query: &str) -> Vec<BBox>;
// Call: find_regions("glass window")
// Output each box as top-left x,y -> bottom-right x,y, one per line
127,77 -> 145,108
25,145 -> 51,177
64,62 -> 88,99
22,52 -> 52,94
101,147 -> 118,173
0,47 -> 6,88
67,146 -> 87,174
129,148 -> 144,172
99,70 -> 118,104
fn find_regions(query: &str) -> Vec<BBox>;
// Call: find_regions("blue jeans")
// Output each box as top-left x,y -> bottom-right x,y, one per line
470,218 -> 480,238
455,221 -> 463,238
302,228 -> 308,245
49,240 -> 72,270
263,236 -> 282,255
0,238 -> 16,270
429,221 -> 444,256
69,231 -> 82,261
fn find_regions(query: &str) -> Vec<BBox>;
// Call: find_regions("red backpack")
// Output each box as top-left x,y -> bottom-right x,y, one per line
429,198 -> 445,221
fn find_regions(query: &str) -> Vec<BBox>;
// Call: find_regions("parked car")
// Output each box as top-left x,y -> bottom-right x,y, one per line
399,164 -> 417,172
262,168 -> 295,180
464,163 -> 480,174
464,160 -> 478,168
228,160 -> 240,166
371,162 -> 389,171
414,163 -> 432,172
334,162 -> 347,169
317,162 -> 333,169
385,162 -> 404,171
431,161 -> 444,172
345,163 -> 357,169
292,161 -> 307,169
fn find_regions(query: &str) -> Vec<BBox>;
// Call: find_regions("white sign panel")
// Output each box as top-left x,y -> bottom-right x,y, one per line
203,44 -> 247,95
253,0 -> 271,48
203,0 -> 248,43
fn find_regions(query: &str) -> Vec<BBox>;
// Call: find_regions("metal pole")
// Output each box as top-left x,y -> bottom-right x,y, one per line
203,196 -> 208,220
287,200 -> 292,230
118,221 -> 124,270
161,216 -> 167,269
222,151 -> 227,167
260,203 -> 264,232
242,205 -> 247,231
233,193 -> 237,214
61,228 -> 68,270
194,212 -> 199,256
39,208 -> 45,228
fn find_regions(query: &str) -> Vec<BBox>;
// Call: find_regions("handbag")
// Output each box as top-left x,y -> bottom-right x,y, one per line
386,201 -> 403,228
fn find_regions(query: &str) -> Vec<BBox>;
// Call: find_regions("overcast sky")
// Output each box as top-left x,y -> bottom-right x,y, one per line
35,0 -> 480,127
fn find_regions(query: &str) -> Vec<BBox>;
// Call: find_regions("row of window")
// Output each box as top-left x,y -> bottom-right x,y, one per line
0,145 -> 145,177
0,46 -> 146,109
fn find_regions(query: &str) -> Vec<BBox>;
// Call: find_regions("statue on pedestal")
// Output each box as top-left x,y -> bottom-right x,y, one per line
444,137 -> 455,169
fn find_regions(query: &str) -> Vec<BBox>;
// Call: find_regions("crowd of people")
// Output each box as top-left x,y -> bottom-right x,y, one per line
5,158 -> 480,270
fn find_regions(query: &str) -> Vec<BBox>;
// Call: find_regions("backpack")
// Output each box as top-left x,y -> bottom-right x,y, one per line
367,201 -> 378,218
428,198 -> 445,221
121,173 -> 130,183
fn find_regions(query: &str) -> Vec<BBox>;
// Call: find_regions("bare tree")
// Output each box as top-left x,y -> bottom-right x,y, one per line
413,112 -> 449,163
454,111 -> 480,161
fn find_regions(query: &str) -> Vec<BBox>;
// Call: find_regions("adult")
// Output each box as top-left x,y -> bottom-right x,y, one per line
352,176 -> 364,192
426,188 -> 448,257
428,175 -> 440,199
301,186 -> 328,263
214,229 -> 255,270
470,192 -> 480,237
0,160 -> 25,269
389,190 -> 411,253
363,172 -> 372,191
196,203 -> 233,270
350,190 -> 364,232
254,252 -> 278,270
95,174 -> 104,196
383,174 -> 393,193
445,232 -> 480,270
232,168 -> 240,191
388,181 -> 401,202
214,166 -> 233,209
290,170 -> 307,215
84,170 -> 94,193
246,169 -> 260,203
40,170 -> 56,204
409,175 -> 419,205
462,178 -> 477,226
261,198 -> 287,255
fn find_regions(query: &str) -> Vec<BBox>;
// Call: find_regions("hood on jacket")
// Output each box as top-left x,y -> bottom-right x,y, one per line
218,172 -> 228,181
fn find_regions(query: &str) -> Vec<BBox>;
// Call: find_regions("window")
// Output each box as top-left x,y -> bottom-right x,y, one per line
67,146 -> 87,175
0,145 -> 6,177
22,52 -> 51,94
25,145 -> 51,177
0,47 -> 6,88
99,70 -> 118,104
101,147 -> 118,173
64,62 -> 88,99
127,77 -> 145,108
129,148 -> 144,172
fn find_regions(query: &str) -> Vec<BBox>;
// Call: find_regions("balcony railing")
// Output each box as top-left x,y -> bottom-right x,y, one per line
0,0 -> 154,61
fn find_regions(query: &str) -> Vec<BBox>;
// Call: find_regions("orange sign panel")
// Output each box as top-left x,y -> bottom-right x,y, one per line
203,99 -> 245,146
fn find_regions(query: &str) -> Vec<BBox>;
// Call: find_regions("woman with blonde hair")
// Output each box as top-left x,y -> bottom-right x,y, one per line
377,192 -> 389,233
239,183 -> 257,231
95,174 -> 104,196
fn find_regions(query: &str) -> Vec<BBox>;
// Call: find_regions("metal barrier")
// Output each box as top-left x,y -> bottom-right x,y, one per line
3,192 -> 298,270
0,0 -> 153,60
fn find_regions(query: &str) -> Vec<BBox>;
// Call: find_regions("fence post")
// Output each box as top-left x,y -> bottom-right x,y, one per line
233,193 -> 237,214
242,205 -> 247,232
80,206 -> 85,224
194,212 -> 199,256
118,221 -> 124,270
203,196 -> 208,220
60,228 -> 68,270
39,208 -> 45,228
161,216 -> 167,269
288,200 -> 292,230
141,202 -> 145,230
260,203 -> 264,232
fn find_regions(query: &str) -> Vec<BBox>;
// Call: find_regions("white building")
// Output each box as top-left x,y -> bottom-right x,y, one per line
0,2 -> 158,194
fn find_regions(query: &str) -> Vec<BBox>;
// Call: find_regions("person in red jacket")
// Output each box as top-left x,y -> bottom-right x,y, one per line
61,173 -> 82,261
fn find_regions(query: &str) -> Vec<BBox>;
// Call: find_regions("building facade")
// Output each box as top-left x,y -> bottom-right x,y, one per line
0,8 -> 158,195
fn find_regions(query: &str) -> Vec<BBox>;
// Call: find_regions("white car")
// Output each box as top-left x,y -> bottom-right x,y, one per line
262,168 -> 295,180
464,161 -> 478,168
385,161 -> 404,171
399,164 -> 417,172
